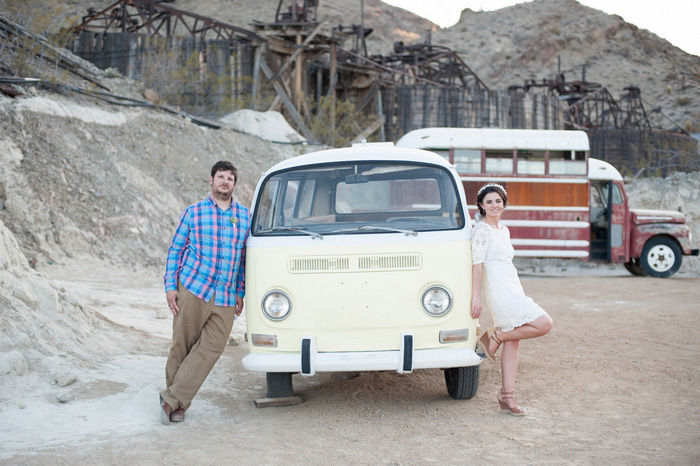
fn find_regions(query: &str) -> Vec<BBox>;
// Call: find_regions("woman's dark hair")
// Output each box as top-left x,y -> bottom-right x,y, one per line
476,183 -> 508,216
210,160 -> 238,183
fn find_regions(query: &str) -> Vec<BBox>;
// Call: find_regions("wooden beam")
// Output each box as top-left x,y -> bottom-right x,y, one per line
267,17 -> 328,84
330,42 -> 337,146
294,34 -> 303,112
351,116 -> 386,144
250,45 -> 263,111
254,396 -> 303,408
259,57 -> 317,143
356,80 -> 381,113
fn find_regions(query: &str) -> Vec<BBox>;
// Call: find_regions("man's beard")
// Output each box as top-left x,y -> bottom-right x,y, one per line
212,185 -> 233,200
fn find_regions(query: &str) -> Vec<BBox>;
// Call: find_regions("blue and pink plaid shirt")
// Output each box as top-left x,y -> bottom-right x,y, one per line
164,196 -> 251,307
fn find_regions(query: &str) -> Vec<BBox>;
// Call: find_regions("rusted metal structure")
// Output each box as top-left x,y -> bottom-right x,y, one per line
370,41 -> 488,90
69,0 -> 563,144
74,0 -> 259,42
512,72 -> 682,133
511,72 -> 696,175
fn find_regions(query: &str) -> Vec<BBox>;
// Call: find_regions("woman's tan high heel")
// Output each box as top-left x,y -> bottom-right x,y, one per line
478,327 -> 503,362
497,390 -> 525,416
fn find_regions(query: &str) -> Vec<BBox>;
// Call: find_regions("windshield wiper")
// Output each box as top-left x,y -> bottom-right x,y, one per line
270,226 -> 323,239
331,226 -> 417,236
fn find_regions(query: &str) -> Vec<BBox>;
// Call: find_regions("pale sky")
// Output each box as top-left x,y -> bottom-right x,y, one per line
382,0 -> 700,57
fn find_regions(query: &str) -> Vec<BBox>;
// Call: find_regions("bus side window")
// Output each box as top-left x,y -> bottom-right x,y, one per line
428,149 -> 450,163
516,150 -> 545,175
549,150 -> 587,175
485,150 -> 513,174
453,149 -> 481,174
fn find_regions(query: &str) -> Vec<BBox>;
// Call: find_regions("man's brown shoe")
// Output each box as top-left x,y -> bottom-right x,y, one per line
170,408 -> 185,422
159,394 -> 172,425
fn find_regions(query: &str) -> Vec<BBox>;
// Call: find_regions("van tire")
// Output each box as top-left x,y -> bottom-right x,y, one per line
444,365 -> 479,400
640,237 -> 682,278
266,372 -> 294,398
624,258 -> 647,276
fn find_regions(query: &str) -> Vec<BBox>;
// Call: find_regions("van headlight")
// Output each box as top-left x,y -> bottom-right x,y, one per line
421,286 -> 452,317
262,290 -> 292,321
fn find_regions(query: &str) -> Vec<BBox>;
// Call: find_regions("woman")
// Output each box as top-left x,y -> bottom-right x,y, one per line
470,183 -> 553,416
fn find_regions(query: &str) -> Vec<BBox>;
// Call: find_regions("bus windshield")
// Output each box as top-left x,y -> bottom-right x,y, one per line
252,162 -> 464,236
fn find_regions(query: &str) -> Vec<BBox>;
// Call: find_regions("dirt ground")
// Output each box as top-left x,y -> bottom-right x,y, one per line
5,264 -> 700,465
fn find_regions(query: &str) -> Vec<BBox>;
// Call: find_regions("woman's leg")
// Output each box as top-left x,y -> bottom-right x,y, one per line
497,314 -> 552,343
501,339 -> 520,394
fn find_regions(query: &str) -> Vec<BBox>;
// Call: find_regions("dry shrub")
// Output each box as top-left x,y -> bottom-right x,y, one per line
0,0 -> 75,79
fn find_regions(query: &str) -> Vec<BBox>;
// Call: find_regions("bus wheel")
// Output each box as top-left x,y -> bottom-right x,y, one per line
624,258 -> 647,276
640,237 -> 682,278
444,366 -> 479,400
266,372 -> 294,398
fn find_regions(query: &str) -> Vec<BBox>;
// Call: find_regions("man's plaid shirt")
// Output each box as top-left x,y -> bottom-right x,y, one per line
164,196 -> 251,307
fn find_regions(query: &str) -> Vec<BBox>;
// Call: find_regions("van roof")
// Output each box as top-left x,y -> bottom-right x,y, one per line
262,142 -> 456,174
396,128 -> 590,151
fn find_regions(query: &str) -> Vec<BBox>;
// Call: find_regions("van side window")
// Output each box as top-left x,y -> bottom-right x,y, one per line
485,150 -> 513,174
453,149 -> 481,174
516,150 -> 545,175
549,150 -> 587,175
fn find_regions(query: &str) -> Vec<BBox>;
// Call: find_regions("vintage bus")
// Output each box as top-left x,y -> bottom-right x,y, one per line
396,128 -> 698,278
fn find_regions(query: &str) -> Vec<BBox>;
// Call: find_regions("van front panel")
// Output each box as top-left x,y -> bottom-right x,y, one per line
245,234 -> 474,353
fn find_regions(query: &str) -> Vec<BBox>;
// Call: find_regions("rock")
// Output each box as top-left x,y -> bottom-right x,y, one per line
55,374 -> 77,387
0,351 -> 29,375
56,393 -> 75,403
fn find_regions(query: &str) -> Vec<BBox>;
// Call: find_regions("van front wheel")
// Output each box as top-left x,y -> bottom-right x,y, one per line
640,237 -> 682,278
444,366 -> 479,399
266,372 -> 294,398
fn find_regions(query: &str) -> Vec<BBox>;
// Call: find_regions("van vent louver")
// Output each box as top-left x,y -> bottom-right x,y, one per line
358,254 -> 421,271
289,257 -> 350,272
288,254 -> 422,273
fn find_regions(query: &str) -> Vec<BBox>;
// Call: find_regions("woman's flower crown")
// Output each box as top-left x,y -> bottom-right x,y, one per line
477,183 -> 507,196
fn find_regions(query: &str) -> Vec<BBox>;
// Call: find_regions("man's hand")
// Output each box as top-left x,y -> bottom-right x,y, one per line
166,290 -> 179,316
235,296 -> 244,316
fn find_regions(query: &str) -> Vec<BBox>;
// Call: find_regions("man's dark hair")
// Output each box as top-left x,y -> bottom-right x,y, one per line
211,161 -> 238,183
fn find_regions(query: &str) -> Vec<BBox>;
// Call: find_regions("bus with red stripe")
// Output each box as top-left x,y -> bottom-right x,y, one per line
397,128 -> 698,278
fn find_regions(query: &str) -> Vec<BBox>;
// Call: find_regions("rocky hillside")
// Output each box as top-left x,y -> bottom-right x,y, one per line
0,81 -> 307,269
433,0 -> 700,130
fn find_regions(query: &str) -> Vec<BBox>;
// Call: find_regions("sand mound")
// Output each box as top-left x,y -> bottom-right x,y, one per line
219,109 -> 306,143
0,219 -> 121,386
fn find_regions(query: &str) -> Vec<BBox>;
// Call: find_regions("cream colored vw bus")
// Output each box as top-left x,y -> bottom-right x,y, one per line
242,142 -> 482,399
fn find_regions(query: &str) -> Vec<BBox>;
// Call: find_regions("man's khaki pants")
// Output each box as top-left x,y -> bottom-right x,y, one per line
160,282 -> 235,411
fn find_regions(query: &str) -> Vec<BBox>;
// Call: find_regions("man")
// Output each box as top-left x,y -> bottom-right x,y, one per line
160,161 -> 250,425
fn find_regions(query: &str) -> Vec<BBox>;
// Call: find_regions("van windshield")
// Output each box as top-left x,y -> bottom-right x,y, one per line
252,162 -> 464,236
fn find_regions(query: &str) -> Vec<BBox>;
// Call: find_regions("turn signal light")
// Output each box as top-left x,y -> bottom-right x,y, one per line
251,334 -> 278,347
439,329 -> 468,343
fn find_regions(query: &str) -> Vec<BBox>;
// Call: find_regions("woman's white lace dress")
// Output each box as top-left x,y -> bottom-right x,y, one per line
471,221 -> 546,331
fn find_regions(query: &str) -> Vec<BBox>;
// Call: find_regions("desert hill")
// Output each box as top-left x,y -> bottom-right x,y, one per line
433,0 -> 700,130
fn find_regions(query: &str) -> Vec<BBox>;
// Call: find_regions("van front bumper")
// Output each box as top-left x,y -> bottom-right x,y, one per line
242,335 -> 483,376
